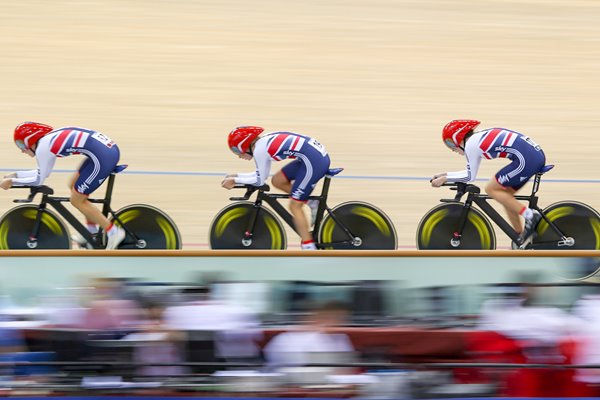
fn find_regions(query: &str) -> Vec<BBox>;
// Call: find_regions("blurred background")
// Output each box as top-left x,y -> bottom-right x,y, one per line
2,0 -> 600,398
1,0 -> 600,249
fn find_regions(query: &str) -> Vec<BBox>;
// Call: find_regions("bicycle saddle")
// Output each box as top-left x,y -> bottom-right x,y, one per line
112,164 -> 128,174
539,164 -> 554,174
326,168 -> 344,176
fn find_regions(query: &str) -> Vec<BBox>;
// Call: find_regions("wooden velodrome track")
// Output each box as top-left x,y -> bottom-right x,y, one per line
1,0 -> 599,250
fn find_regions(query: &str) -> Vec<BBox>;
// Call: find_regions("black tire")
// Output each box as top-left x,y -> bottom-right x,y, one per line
0,205 -> 71,249
318,201 -> 397,249
416,202 -> 496,250
532,201 -> 600,250
209,202 -> 287,249
111,204 -> 181,249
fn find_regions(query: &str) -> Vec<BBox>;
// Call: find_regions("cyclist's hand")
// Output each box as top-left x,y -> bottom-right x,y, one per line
0,179 -> 13,190
3,173 -> 16,179
431,175 -> 447,187
221,177 -> 236,190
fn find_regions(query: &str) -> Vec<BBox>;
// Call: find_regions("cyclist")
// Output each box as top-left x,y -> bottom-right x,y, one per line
222,126 -> 331,250
0,122 -> 125,249
431,120 -> 546,244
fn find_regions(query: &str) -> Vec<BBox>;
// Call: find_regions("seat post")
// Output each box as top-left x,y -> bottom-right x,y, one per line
530,173 -> 542,196
102,174 -> 116,215
320,175 -> 332,200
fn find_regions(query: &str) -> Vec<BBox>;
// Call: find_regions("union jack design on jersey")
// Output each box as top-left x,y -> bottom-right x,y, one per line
265,132 -> 307,161
49,127 -> 94,157
478,128 -> 520,160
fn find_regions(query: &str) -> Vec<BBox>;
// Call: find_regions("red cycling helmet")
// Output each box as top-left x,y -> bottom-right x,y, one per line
228,126 -> 264,155
14,122 -> 54,151
442,120 -> 480,150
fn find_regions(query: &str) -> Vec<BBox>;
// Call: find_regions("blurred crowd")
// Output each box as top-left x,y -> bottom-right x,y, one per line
2,269 -> 600,398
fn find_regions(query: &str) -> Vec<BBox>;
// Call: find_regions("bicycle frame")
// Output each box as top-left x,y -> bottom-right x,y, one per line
231,173 -> 357,247
444,171 -> 568,247
16,172 -> 131,249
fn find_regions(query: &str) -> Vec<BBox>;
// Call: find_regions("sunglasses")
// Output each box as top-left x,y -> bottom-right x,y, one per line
15,140 -> 29,151
444,138 -> 458,149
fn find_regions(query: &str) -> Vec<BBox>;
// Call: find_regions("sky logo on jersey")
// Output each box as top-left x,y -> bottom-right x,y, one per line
292,188 -> 305,200
77,182 -> 90,193
497,174 -> 509,185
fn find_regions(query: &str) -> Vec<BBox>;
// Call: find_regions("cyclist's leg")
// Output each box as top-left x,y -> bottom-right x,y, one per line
289,154 -> 330,247
290,199 -> 312,243
70,145 -> 120,231
272,160 -> 302,193
486,179 -> 524,233
69,161 -> 99,235
70,159 -> 112,230
486,149 -> 545,235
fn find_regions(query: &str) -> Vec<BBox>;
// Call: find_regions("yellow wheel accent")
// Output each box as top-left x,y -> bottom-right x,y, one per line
321,216 -> 336,249
0,220 -> 9,250
23,209 -> 63,236
537,206 -> 574,236
114,209 -> 141,226
351,206 -> 391,236
467,212 -> 491,249
420,208 -> 449,248
590,218 -> 600,250
215,207 -> 248,238
156,216 -> 178,249
264,215 -> 283,249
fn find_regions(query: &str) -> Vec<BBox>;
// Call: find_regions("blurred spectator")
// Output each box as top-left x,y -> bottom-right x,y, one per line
477,282 -> 580,397
571,285 -> 600,395
126,300 -> 187,377
479,283 -> 578,348
0,320 -> 26,380
263,300 -> 356,381
163,284 -> 262,363
80,278 -> 142,331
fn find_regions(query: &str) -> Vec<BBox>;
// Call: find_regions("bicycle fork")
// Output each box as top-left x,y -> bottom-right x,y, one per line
26,202 -> 47,249
450,199 -> 476,248
239,202 -> 263,247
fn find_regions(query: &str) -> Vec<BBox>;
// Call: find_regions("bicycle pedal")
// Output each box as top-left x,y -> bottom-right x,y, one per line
71,232 -> 100,250
517,235 -> 535,250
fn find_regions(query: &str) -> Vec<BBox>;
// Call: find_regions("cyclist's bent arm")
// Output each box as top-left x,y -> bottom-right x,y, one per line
445,139 -> 483,183
10,169 -> 41,185
234,145 -> 272,186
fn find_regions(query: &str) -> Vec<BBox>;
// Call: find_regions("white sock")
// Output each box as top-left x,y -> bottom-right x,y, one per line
106,224 -> 118,236
301,241 -> 317,250
521,208 -> 534,220
86,222 -> 99,234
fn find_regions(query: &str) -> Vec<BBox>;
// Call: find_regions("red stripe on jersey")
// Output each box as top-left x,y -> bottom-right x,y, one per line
479,129 -> 502,152
267,134 -> 288,157
50,130 -> 72,154
499,152 -> 508,158
291,136 -> 300,150
73,131 -> 84,147
502,132 -> 512,146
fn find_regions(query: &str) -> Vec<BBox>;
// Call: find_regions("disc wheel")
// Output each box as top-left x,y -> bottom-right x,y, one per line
532,201 -> 600,250
416,202 -> 496,250
209,202 -> 287,249
318,201 -> 397,249
111,204 -> 181,249
0,205 -> 71,249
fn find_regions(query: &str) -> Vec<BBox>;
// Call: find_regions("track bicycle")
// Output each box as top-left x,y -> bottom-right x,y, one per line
0,165 -> 181,250
416,165 -> 600,250
209,168 -> 397,250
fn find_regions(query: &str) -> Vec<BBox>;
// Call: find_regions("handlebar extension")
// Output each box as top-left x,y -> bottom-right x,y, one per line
12,185 -> 54,203
229,184 -> 270,201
